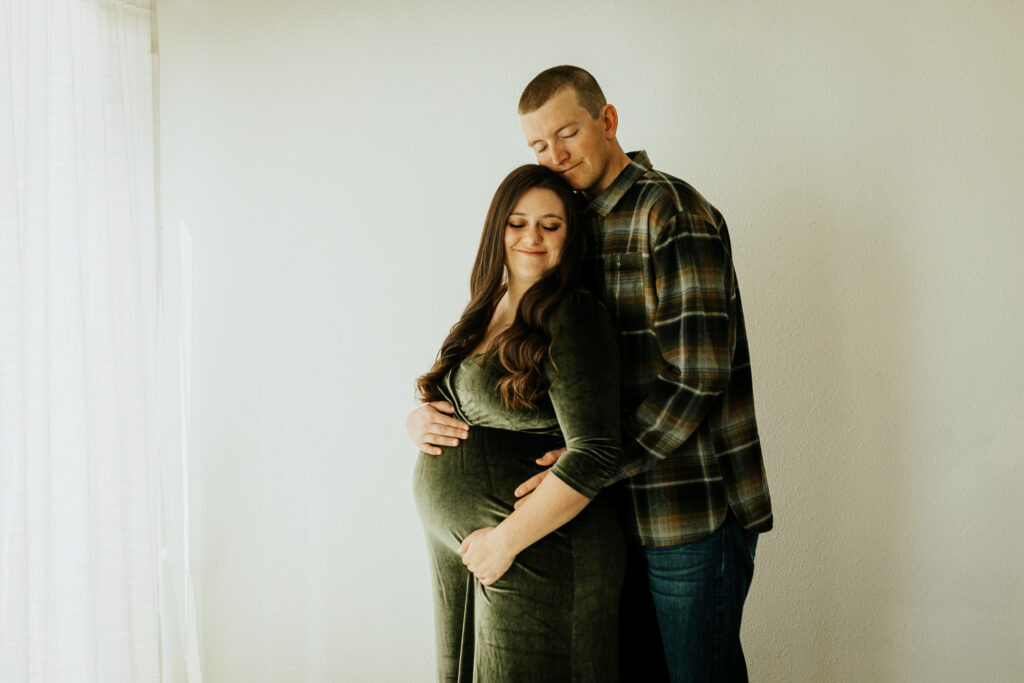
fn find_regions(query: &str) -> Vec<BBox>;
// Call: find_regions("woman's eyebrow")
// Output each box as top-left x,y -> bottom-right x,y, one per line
508,212 -> 565,219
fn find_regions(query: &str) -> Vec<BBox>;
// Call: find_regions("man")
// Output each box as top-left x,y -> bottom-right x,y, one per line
406,65 -> 772,682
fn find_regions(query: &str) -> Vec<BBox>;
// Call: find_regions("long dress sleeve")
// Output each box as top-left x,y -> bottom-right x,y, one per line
545,290 -> 622,499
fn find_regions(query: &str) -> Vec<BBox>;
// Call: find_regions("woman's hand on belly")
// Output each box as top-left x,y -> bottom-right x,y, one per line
458,526 -> 516,586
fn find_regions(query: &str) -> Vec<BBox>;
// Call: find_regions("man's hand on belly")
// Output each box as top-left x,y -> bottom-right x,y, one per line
405,401 -> 469,455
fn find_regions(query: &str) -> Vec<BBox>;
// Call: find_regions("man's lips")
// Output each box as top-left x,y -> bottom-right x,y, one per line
559,162 -> 582,175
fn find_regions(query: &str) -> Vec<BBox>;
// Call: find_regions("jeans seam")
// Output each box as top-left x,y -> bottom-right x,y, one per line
714,531 -> 727,680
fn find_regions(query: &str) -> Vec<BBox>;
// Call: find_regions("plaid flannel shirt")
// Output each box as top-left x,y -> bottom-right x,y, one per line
583,151 -> 773,546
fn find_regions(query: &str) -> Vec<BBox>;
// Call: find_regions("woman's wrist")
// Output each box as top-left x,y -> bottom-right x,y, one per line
492,520 -> 527,556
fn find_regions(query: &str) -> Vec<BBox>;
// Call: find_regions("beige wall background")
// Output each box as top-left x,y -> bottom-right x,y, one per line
156,0 -> 1024,680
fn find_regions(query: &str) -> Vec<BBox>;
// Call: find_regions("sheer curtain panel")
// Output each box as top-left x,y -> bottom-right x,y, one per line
0,1 -> 161,682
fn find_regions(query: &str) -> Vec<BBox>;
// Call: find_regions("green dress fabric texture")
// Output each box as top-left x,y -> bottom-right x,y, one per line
413,290 -> 626,682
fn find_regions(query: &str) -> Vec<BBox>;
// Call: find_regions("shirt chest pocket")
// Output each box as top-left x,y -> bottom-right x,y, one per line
601,251 -> 648,332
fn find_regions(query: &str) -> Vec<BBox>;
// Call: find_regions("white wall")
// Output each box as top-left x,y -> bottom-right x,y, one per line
156,1 -> 1024,680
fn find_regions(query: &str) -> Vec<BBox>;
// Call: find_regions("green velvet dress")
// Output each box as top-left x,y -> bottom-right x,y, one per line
413,290 -> 626,682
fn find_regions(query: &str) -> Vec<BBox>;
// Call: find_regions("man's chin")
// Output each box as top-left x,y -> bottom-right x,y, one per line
565,176 -> 591,192
552,165 -> 592,192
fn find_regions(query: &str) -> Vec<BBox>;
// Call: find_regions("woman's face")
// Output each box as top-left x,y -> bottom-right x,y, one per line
503,187 -> 568,287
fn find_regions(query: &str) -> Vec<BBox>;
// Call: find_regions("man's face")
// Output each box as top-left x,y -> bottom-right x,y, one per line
520,88 -> 613,195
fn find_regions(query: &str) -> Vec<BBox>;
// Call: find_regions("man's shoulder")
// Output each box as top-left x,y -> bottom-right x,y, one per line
611,166 -> 721,243
633,166 -> 718,223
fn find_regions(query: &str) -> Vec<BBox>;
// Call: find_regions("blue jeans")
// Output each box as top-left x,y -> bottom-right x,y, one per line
619,514 -> 759,683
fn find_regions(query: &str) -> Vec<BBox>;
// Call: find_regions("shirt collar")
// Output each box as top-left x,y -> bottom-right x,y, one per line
585,150 -> 651,217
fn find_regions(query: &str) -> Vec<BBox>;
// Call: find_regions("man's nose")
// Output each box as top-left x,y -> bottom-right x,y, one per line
548,140 -> 569,167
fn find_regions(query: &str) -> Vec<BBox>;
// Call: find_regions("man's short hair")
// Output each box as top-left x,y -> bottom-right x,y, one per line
518,65 -> 607,119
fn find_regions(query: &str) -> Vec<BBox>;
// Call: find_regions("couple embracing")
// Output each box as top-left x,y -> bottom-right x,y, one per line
406,66 -> 773,683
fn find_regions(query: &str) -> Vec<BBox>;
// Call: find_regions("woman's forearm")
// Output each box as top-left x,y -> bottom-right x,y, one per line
493,472 -> 590,555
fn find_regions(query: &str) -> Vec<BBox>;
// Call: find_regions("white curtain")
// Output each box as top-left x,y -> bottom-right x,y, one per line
156,219 -> 203,683
0,1 -> 162,681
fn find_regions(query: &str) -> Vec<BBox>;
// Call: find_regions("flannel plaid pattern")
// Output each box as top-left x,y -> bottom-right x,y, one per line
583,151 -> 773,546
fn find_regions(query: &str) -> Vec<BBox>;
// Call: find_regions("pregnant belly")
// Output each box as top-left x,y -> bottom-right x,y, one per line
412,426 -> 563,549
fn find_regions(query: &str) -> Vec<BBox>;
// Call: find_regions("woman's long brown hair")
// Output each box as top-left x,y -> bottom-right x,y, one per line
416,165 -> 585,410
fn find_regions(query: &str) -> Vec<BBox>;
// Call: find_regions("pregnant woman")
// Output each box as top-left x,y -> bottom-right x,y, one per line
412,164 -> 625,682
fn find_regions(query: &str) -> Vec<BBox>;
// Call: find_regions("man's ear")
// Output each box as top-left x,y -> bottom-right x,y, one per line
600,104 -> 619,140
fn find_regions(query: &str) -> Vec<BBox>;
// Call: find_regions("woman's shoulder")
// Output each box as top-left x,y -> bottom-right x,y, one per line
550,287 -> 614,335
556,286 -> 609,312
545,287 -> 619,376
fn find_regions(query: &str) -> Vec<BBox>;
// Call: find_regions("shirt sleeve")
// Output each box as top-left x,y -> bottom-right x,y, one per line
613,207 -> 737,480
545,291 -> 622,499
